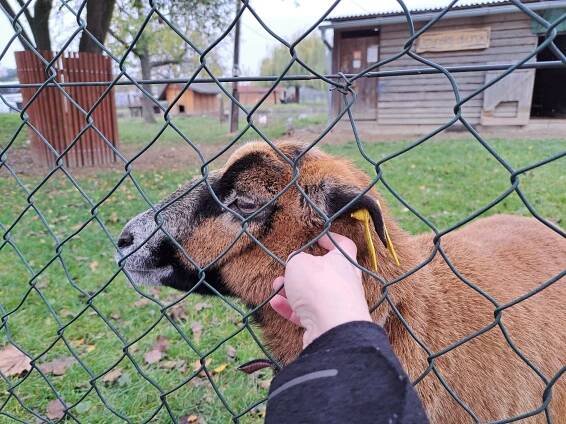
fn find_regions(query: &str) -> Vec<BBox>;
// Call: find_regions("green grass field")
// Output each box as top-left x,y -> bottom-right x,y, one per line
0,113 -> 564,423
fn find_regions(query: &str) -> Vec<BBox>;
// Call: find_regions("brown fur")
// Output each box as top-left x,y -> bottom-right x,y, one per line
169,142 -> 566,422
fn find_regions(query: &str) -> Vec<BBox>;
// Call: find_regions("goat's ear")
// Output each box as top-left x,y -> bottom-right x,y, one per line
326,185 -> 387,247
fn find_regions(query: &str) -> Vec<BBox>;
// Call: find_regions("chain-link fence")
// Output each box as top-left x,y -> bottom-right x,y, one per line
1,0 -> 565,422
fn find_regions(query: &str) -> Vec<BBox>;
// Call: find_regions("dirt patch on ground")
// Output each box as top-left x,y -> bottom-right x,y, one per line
2,121 -> 564,177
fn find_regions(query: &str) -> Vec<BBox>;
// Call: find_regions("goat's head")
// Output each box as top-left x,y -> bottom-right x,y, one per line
117,141 -> 403,362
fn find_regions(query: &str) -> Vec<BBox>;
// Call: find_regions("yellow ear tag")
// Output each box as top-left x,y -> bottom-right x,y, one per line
350,209 -> 379,272
350,208 -> 400,270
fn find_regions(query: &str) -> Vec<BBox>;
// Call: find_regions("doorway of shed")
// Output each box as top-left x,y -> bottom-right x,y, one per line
531,34 -> 566,118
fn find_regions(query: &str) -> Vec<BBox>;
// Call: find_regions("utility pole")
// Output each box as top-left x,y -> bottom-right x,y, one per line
230,0 -> 241,133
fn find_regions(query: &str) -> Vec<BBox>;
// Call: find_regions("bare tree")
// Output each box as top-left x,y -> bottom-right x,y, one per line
78,0 -> 116,54
0,0 -> 53,51
109,0 -> 231,123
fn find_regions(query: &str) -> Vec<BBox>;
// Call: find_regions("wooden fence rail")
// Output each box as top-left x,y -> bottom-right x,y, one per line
15,51 -> 119,167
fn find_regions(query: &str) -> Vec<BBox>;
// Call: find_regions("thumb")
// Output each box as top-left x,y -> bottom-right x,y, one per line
318,232 -> 358,260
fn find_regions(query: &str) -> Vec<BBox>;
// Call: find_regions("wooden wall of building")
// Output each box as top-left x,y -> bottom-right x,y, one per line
376,12 -> 539,126
165,87 -> 220,115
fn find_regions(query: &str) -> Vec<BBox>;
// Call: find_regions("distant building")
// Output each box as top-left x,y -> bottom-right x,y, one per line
158,82 -> 221,116
320,0 -> 566,129
238,85 -> 284,106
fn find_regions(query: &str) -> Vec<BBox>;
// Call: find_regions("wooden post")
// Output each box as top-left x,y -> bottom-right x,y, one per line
230,0 -> 241,133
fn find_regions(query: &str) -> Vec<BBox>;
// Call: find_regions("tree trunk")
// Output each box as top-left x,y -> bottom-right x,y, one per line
139,53 -> 157,124
0,0 -> 34,50
29,0 -> 52,52
294,85 -> 300,103
78,0 -> 116,53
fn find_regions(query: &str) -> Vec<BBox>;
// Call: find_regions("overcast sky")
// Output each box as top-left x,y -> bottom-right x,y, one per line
0,0 -> 500,76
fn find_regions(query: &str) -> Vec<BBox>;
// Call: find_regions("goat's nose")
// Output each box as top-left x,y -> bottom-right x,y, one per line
117,229 -> 134,249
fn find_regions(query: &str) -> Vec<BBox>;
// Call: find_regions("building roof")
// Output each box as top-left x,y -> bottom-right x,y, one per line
323,0 -> 565,26
158,82 -> 220,100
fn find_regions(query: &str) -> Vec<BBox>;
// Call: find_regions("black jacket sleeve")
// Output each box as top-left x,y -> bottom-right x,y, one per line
265,321 -> 429,424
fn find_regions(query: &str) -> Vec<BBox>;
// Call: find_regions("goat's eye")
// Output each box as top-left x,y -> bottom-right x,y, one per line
234,198 -> 258,215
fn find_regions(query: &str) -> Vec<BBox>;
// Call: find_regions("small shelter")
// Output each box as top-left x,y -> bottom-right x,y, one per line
320,0 -> 566,129
159,82 -> 221,116
238,85 -> 284,106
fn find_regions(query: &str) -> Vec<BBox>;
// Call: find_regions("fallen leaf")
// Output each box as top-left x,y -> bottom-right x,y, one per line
144,349 -> 163,364
86,345 -> 96,353
0,345 -> 31,377
169,304 -> 187,322
110,312 -> 121,320
59,309 -> 74,318
133,298 -> 150,308
250,404 -> 266,418
89,261 -> 99,272
194,302 -> 211,312
46,399 -> 66,420
102,368 -> 122,384
191,322 -> 203,343
192,358 -> 211,377
179,415 -> 201,424
149,287 -> 161,298
213,363 -> 228,374
109,211 -> 119,224
226,346 -> 237,359
39,357 -> 75,376
160,360 -> 186,371
144,336 -> 169,365
71,338 -> 85,348
259,379 -> 271,390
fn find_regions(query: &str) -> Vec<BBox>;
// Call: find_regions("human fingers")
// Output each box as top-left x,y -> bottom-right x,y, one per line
317,232 -> 358,259
269,294 -> 301,326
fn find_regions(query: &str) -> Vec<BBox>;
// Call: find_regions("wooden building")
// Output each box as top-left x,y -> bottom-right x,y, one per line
321,0 -> 566,129
238,85 -> 284,106
159,82 -> 220,116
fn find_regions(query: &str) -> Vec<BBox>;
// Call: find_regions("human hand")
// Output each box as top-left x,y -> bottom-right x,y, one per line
270,232 -> 372,348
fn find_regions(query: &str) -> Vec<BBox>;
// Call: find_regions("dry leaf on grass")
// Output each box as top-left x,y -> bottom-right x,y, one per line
179,414 -> 202,424
0,345 -> 31,377
71,338 -> 85,348
212,363 -> 228,375
226,346 -> 237,359
133,298 -> 150,308
39,357 -> 75,376
169,304 -> 187,322
194,302 -> 211,312
190,322 -> 203,343
46,399 -> 66,420
192,358 -> 211,378
110,312 -> 121,320
102,368 -> 122,384
160,360 -> 186,372
144,336 -> 170,365
259,379 -> 271,390
89,261 -> 99,272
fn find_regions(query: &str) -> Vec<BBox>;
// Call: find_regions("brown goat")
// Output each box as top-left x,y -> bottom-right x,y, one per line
117,141 -> 566,423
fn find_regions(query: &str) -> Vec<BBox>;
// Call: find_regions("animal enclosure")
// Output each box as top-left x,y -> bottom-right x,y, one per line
0,1 -> 565,423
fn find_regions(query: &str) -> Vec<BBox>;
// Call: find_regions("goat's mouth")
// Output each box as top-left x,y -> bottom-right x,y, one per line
117,252 -> 231,296
120,263 -> 175,286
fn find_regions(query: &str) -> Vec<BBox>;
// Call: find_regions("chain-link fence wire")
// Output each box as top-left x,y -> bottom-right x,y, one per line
0,0 -> 565,422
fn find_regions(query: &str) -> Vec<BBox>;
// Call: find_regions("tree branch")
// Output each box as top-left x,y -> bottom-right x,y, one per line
0,0 -> 34,50
151,57 -> 185,68
15,0 -> 34,26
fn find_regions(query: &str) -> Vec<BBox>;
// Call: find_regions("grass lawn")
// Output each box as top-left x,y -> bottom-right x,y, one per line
0,132 -> 564,422
0,109 -> 326,151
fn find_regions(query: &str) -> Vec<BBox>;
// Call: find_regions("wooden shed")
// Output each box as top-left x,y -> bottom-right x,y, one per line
159,82 -> 221,116
238,85 -> 284,106
321,0 -> 566,129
